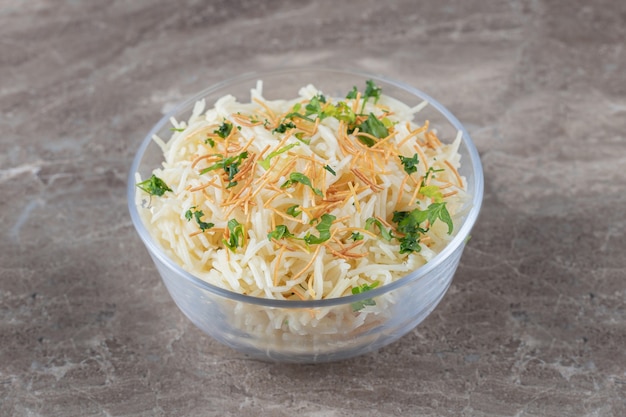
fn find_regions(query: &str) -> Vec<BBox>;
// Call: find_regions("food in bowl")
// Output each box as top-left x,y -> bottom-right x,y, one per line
129,68 -> 483,362
134,78 -> 471,337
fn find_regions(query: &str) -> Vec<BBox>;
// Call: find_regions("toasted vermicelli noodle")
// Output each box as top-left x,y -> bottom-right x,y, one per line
136,81 -> 471,306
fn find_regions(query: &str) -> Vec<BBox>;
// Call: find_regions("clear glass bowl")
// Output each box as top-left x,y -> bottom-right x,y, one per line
127,68 -> 484,363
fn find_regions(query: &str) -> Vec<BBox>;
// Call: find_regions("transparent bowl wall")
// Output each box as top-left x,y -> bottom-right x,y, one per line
128,68 -> 484,363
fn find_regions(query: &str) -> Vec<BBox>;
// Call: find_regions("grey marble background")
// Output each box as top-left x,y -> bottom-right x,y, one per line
1,1 -> 625,416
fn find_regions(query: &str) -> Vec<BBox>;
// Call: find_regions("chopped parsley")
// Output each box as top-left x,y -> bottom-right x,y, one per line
294,132 -> 311,145
350,232 -> 364,241
304,94 -> 327,118
304,214 -> 335,245
345,80 -> 383,112
398,233 -> 421,254
351,281 -> 380,311
272,121 -> 297,134
360,80 -> 382,112
205,137 -> 215,147
266,214 -> 336,245
399,153 -> 419,175
356,113 -> 388,146
334,101 -> 356,125
214,121 -> 233,139
363,80 -> 382,104
424,202 -> 454,234
185,206 -> 214,232
136,175 -> 172,197
283,102 -> 318,123
267,225 -> 294,241
259,143 -> 299,170
419,185 -> 444,203
392,203 -> 454,254
199,151 -> 249,188
421,167 -> 445,187
364,217 -> 393,241
283,112 -> 316,123
286,205 -> 301,217
223,219 -> 245,251
281,172 -> 322,196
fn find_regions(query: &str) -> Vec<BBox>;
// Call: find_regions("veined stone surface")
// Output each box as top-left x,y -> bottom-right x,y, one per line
1,1 -> 625,416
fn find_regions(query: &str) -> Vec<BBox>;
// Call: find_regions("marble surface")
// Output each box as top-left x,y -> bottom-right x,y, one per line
1,1 -> 625,416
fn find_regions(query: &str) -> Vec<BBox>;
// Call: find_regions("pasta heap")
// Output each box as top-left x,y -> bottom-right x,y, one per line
136,80 -> 470,305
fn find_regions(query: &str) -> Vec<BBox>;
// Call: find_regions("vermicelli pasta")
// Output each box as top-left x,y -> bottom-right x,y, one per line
135,80 -> 471,305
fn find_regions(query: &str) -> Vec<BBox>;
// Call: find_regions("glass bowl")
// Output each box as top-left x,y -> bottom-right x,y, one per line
127,67 -> 484,363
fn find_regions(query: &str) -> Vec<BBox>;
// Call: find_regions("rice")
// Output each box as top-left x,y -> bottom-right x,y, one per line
136,80 -> 471,305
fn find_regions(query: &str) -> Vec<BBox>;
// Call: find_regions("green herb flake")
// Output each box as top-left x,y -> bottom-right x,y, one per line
136,175 -> 172,197
205,137 -> 215,147
214,121 -> 233,139
419,185 -> 444,203
199,151 -> 249,189
335,101 -> 356,125
421,167 -> 445,187
304,95 -> 325,118
363,80 -> 382,104
284,112 -> 316,123
272,121 -> 297,134
356,135 -> 376,147
346,86 -> 358,99
170,127 -> 185,132
267,225 -> 294,241
425,202 -> 454,235
392,202 -> 454,254
350,232 -> 364,241
360,113 -> 388,138
356,113 -> 389,146
324,165 -> 336,176
259,143 -> 299,170
281,172 -> 322,196
352,281 -> 380,294
398,233 -> 421,254
382,117 -> 395,128
304,214 -> 336,245
223,219 -> 245,251
399,153 -> 419,175
294,132 -> 311,145
185,206 -> 214,232
345,80 -> 383,113
321,104 -> 337,119
350,281 -> 380,312
286,205 -> 301,217
393,209 -> 427,254
364,217 -> 393,241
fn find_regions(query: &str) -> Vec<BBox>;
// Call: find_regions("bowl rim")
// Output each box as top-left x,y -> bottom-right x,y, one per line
127,66 -> 484,308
